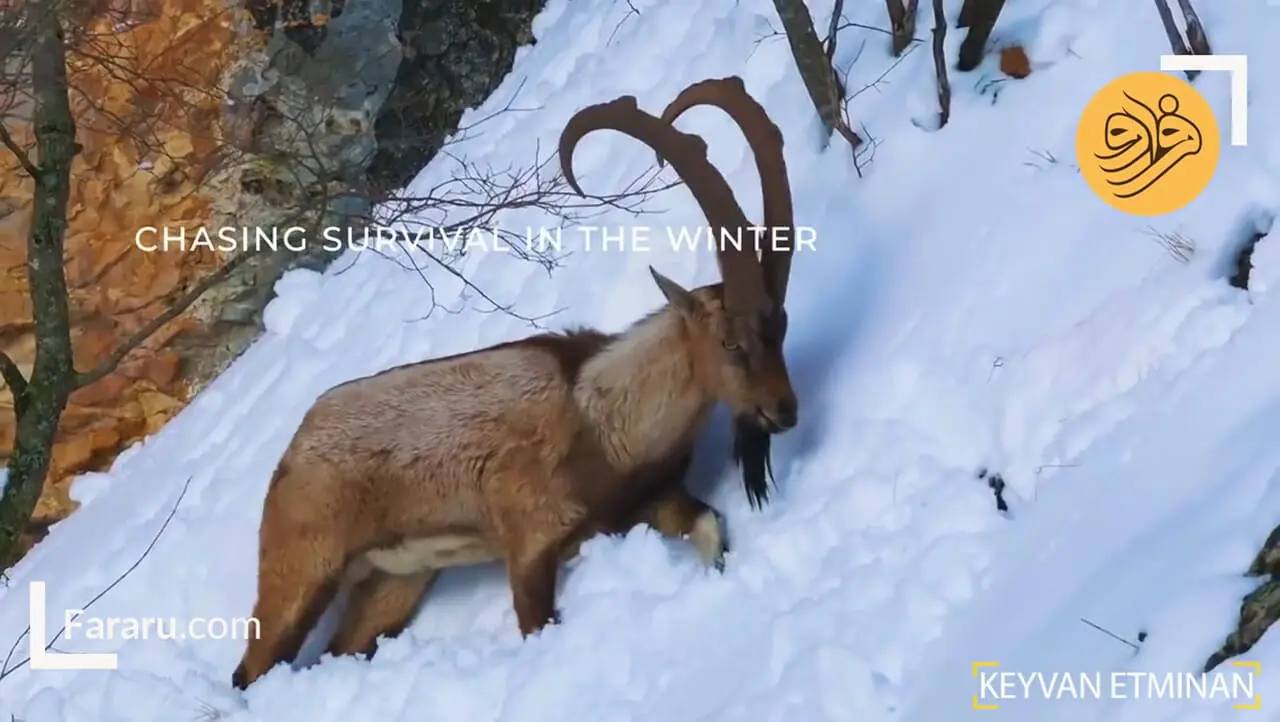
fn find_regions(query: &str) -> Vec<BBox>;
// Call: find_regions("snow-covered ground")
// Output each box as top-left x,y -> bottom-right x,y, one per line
3,0 -> 1280,719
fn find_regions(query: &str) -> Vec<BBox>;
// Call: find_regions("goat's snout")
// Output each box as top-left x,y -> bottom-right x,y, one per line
773,396 -> 798,430
757,396 -> 797,432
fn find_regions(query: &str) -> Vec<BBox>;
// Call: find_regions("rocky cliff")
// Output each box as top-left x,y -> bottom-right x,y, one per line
0,0 -> 543,558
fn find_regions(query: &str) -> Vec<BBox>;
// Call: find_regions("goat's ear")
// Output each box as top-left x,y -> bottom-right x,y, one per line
650,266 -> 697,316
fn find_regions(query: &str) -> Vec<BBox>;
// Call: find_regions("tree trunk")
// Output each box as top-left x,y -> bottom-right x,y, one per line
956,0 -> 1005,71
884,0 -> 918,57
0,0 -> 79,571
771,0 -> 861,148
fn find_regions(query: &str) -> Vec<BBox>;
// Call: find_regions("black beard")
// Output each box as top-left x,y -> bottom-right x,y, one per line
731,417 -> 775,509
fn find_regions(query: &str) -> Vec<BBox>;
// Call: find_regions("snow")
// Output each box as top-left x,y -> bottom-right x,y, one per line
2,0 -> 1279,719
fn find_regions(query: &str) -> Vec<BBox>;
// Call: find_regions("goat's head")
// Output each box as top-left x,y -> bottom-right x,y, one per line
645,264 -> 795,432
559,85 -> 797,508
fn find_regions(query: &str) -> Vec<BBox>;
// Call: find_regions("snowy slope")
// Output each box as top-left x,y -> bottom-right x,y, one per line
3,0 -> 1280,720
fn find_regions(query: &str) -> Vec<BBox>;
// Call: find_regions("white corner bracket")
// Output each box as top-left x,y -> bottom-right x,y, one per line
27,581 -> 118,671
1160,54 -> 1248,146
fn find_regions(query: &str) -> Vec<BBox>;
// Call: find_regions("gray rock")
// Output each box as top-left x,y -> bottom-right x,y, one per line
183,0 -> 544,392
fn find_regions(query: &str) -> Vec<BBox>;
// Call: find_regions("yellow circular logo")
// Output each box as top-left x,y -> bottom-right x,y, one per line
1076,71 -> 1220,216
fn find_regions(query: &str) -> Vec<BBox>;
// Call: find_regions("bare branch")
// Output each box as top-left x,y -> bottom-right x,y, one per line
0,352 -> 27,413
1,476 -> 192,681
833,20 -> 901,38
73,251 -> 261,390
846,41 -> 919,102
606,0 -> 640,47
824,0 -> 845,61
0,124 -> 38,178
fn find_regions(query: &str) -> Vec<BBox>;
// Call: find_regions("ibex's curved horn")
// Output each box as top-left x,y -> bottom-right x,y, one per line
559,95 -> 769,314
658,76 -> 794,306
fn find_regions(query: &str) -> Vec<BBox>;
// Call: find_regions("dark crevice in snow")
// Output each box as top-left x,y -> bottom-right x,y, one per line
1224,208 -> 1274,291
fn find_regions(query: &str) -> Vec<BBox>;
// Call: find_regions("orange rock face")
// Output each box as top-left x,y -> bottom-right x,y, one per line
0,0 -> 240,532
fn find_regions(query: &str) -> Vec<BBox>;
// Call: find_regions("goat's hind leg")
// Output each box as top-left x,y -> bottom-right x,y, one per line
232,522 -> 345,689
505,533 -> 569,636
327,567 -> 438,659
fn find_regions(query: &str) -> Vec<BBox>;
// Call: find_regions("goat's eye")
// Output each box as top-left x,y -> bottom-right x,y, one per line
722,339 -> 740,351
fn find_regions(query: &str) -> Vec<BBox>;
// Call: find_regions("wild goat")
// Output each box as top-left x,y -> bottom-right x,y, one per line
231,76 -> 798,690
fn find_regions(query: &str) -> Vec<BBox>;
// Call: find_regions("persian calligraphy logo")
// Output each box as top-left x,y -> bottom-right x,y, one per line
1076,71 -> 1220,215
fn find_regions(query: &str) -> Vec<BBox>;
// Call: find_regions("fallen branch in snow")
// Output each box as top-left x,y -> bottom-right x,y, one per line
845,40 -> 921,103
1079,617 -> 1142,653
1142,226 -> 1196,264
0,476 -> 191,684
834,39 -> 916,170
929,0 -> 951,128
605,0 -> 640,46
1022,147 -> 1080,173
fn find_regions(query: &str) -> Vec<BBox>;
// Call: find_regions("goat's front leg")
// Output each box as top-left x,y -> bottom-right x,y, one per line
499,495 -> 584,636
632,484 -> 729,570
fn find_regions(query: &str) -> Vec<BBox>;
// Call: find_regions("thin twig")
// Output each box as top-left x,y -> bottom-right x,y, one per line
1079,617 -> 1141,652
73,250 -> 261,390
0,353 -> 27,401
606,0 -> 640,47
824,0 -> 845,61
0,476 -> 193,682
